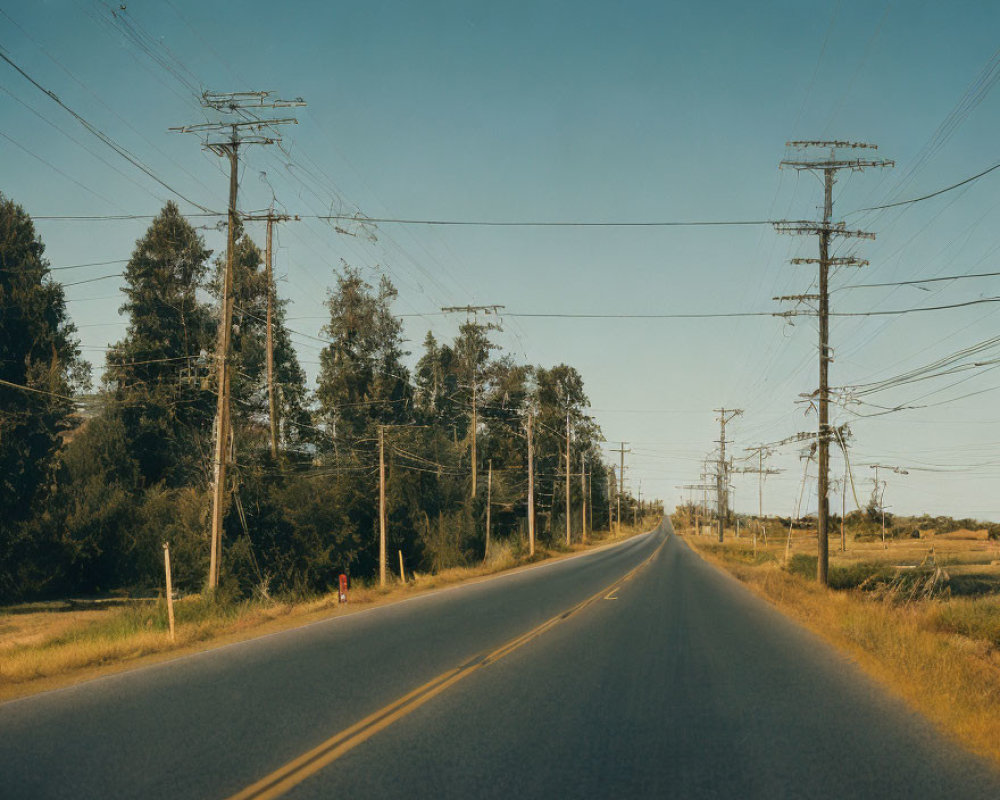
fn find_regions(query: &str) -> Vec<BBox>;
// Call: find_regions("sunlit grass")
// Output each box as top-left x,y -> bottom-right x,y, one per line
683,531 -> 1000,766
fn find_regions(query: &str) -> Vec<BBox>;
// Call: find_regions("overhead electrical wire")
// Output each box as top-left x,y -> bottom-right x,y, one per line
851,160 -> 1000,213
0,47 -> 217,213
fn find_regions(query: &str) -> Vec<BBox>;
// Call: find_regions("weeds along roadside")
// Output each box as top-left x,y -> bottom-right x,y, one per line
681,530 -> 1000,767
0,520 -> 654,703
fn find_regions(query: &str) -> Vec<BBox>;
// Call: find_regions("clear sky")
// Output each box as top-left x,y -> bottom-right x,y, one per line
4,0 -> 1000,520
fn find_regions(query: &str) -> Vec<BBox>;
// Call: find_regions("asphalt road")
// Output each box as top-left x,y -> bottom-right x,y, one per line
2,521 -> 999,799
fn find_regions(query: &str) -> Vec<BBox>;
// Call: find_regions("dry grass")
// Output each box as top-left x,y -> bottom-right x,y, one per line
682,530 -> 1000,766
0,521 -> 652,703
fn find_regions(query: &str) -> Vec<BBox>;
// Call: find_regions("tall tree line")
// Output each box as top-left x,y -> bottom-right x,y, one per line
0,199 -> 629,602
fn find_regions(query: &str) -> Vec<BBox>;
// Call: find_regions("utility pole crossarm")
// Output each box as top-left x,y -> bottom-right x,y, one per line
790,256 -> 868,267
773,221 -> 876,240
786,139 -> 879,149
168,118 -> 301,134
780,158 -> 895,171
201,91 -> 306,111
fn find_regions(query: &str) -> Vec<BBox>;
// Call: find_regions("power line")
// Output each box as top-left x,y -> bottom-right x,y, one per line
62,272 -> 123,287
0,377 -> 75,402
31,214 -> 223,221
837,270 -> 1000,291
0,47 -> 217,213
310,215 -> 772,227
852,159 -> 1000,213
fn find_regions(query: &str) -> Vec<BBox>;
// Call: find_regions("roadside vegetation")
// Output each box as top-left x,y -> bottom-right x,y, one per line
1,194 -> 662,611
672,507 -> 1000,766
0,520 -> 653,702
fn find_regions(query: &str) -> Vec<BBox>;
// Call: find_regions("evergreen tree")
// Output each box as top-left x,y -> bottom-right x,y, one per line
0,194 -> 86,598
315,266 -> 411,455
104,202 -> 215,487
210,226 -> 310,455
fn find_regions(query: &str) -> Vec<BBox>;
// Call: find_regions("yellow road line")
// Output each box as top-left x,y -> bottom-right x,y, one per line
226,536 -> 666,800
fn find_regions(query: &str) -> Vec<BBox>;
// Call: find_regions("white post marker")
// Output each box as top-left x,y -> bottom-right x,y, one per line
163,542 -> 175,642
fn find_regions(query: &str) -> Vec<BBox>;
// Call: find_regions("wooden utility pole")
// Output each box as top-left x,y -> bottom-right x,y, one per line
607,469 -> 614,532
242,210 -> 296,459
486,458 -> 492,556
777,141 -> 892,584
471,376 -> 478,497
634,481 -> 641,526
842,461 -> 848,552
526,411 -> 536,556
588,467 -> 593,538
440,305 -> 504,499
714,408 -> 743,542
678,482 -> 716,533
163,542 -> 175,641
210,144 -> 237,589
869,464 -> 908,550
701,458 -> 712,527
581,453 -> 588,543
565,412 -> 572,546
264,214 -> 278,458
379,425 -> 387,587
610,443 -> 630,534
172,91 -> 304,591
739,445 -> 781,544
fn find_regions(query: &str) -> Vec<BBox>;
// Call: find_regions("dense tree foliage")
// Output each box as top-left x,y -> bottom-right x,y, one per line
1,202 -> 633,603
104,201 -> 216,488
0,194 -> 86,598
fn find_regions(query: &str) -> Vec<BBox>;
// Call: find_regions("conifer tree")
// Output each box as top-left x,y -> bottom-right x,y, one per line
0,194 -> 86,596
315,266 -> 411,455
104,202 -> 215,487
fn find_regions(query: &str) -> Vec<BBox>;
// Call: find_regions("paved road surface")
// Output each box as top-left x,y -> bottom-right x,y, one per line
2,521 -> 999,798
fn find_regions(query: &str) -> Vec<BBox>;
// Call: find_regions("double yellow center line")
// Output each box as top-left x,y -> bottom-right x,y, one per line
227,536 -> 665,800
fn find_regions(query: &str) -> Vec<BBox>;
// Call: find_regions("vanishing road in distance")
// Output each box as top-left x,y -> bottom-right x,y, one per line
3,521 -> 999,799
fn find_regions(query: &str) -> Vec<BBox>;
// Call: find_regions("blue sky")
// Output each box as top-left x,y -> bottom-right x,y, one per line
4,0 -> 1000,518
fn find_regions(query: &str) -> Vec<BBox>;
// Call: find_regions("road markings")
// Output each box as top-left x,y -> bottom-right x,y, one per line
226,536 -> 666,800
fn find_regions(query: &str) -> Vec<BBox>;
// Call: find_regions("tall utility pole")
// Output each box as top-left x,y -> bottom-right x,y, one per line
172,90 -> 304,591
581,453 -> 588,543
869,464 -> 908,550
635,481 -> 642,526
678,483 -> 716,533
740,445 -> 781,543
379,425 -> 387,587
242,210 -> 297,459
608,469 -> 614,532
526,410 -> 536,556
565,412 -> 572,546
776,140 -> 892,584
701,459 -> 711,525
610,443 -> 630,534
714,408 -> 743,542
441,305 -> 504,498
486,459 -> 493,556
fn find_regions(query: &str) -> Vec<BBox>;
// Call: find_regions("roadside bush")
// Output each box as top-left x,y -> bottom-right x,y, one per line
828,561 -> 896,590
785,553 -> 817,580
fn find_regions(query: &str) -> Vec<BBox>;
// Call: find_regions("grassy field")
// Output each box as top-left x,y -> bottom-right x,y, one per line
0,522 -> 652,703
681,525 -> 1000,766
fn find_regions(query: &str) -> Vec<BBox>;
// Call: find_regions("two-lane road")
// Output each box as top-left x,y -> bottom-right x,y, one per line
2,522 -> 999,798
